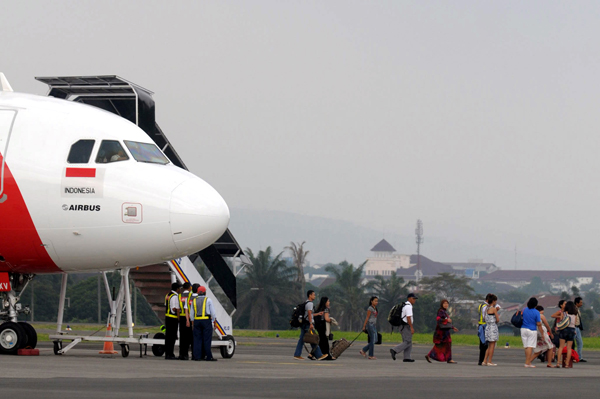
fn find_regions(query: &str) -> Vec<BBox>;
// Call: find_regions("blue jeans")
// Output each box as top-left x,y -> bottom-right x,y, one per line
362,324 -> 377,357
294,325 -> 323,358
575,327 -> 583,359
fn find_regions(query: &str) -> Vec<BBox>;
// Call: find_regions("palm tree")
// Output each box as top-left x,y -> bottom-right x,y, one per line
323,261 -> 372,331
371,272 -> 410,332
235,247 -> 299,329
286,241 -> 309,298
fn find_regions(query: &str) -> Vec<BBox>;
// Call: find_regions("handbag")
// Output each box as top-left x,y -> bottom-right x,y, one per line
367,332 -> 382,345
511,310 -> 523,328
439,322 -> 453,330
303,328 -> 320,345
557,314 -> 570,331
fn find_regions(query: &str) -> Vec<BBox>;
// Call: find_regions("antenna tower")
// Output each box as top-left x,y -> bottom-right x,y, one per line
415,220 -> 424,283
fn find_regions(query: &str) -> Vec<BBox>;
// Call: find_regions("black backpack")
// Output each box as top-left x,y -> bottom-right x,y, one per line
388,302 -> 408,327
290,301 -> 308,328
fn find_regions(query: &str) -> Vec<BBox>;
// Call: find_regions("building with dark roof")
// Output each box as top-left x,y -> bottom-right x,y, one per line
443,260 -> 499,279
479,270 -> 600,292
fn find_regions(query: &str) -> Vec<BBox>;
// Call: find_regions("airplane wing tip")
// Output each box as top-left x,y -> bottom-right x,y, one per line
1,72 -> 14,92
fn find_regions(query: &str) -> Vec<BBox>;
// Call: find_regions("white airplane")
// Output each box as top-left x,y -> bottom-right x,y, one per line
0,73 -> 230,354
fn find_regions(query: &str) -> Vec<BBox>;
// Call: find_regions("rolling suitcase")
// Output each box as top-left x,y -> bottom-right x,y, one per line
330,332 -> 363,359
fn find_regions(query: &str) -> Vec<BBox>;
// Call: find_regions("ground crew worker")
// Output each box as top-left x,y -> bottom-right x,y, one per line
165,282 -> 182,360
191,286 -> 217,361
178,282 -> 193,360
188,283 -> 200,360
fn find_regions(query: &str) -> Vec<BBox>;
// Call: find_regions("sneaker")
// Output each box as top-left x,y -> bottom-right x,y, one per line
294,356 -> 305,360
390,349 -> 396,361
318,354 -> 328,361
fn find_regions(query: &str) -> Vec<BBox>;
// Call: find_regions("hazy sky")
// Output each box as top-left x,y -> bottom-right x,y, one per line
4,1 -> 600,268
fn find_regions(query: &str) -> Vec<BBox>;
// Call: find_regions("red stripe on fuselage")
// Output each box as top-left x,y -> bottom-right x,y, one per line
66,167 -> 96,178
0,155 -> 61,273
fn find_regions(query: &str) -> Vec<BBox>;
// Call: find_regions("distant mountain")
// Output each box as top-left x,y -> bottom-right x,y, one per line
228,208 -> 590,271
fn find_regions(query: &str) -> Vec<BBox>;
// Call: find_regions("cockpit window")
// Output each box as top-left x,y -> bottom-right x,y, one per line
95,140 -> 129,163
124,141 -> 170,165
67,140 -> 95,164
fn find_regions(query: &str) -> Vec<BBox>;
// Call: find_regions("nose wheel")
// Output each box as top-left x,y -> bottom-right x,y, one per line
0,322 -> 25,355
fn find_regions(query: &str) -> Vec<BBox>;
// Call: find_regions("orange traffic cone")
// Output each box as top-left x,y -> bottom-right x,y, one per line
99,324 -> 118,354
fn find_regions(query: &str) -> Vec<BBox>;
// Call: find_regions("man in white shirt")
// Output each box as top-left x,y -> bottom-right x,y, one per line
390,293 -> 418,362
164,282 -> 182,360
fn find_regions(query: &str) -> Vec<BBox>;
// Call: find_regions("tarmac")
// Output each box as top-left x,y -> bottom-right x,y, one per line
1,337 -> 599,398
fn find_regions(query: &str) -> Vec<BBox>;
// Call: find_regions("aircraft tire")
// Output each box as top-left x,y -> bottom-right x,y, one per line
121,344 -> 130,358
220,335 -> 235,359
18,322 -> 38,349
151,332 -> 165,357
53,341 -> 63,355
0,322 -> 26,355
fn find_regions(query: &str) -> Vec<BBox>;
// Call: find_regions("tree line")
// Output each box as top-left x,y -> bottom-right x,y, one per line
233,245 -> 478,334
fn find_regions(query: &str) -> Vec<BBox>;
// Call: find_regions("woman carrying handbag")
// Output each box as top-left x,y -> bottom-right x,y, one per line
426,299 -> 459,364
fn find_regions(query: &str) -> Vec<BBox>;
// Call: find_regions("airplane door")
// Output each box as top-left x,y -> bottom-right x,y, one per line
0,108 -> 18,203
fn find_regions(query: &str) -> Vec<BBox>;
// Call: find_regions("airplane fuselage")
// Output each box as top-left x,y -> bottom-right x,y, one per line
0,91 -> 229,274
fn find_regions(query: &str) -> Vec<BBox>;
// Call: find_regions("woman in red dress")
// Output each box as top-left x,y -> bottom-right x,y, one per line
425,299 -> 459,364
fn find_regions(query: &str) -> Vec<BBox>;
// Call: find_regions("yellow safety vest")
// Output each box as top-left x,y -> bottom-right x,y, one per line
178,292 -> 190,318
192,296 -> 210,320
165,292 -> 178,319
478,302 -> 488,325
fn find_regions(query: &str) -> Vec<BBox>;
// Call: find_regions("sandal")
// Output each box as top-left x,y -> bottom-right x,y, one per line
368,356 -> 377,360
425,355 -> 432,363
547,365 -> 558,368
447,360 -> 457,364
359,350 -> 367,358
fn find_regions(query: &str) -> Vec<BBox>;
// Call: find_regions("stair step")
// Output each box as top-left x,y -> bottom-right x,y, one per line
130,272 -> 171,281
133,280 -> 172,288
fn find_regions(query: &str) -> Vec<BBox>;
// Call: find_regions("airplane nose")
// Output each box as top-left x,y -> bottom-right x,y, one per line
169,178 -> 230,254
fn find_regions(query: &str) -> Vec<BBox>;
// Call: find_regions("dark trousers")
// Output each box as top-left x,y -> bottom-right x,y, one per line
179,317 -> 193,359
479,341 -> 488,364
165,316 -> 179,358
315,323 -> 330,358
193,319 -> 213,360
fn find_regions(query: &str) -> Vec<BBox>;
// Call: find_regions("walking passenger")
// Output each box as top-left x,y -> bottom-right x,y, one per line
477,294 -> 492,365
164,282 -> 182,360
191,286 -> 217,361
390,293 -> 418,363
550,300 -> 566,350
178,282 -> 192,360
425,299 -> 458,364
574,297 -> 586,362
557,301 -> 578,368
293,290 -> 328,361
534,305 -> 557,368
482,295 -> 499,366
521,297 -> 544,368
360,296 -> 379,360
314,297 -> 335,360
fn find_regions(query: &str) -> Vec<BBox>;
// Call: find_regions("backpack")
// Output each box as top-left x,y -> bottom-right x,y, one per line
511,310 -> 523,328
388,302 -> 408,327
290,301 -> 308,328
